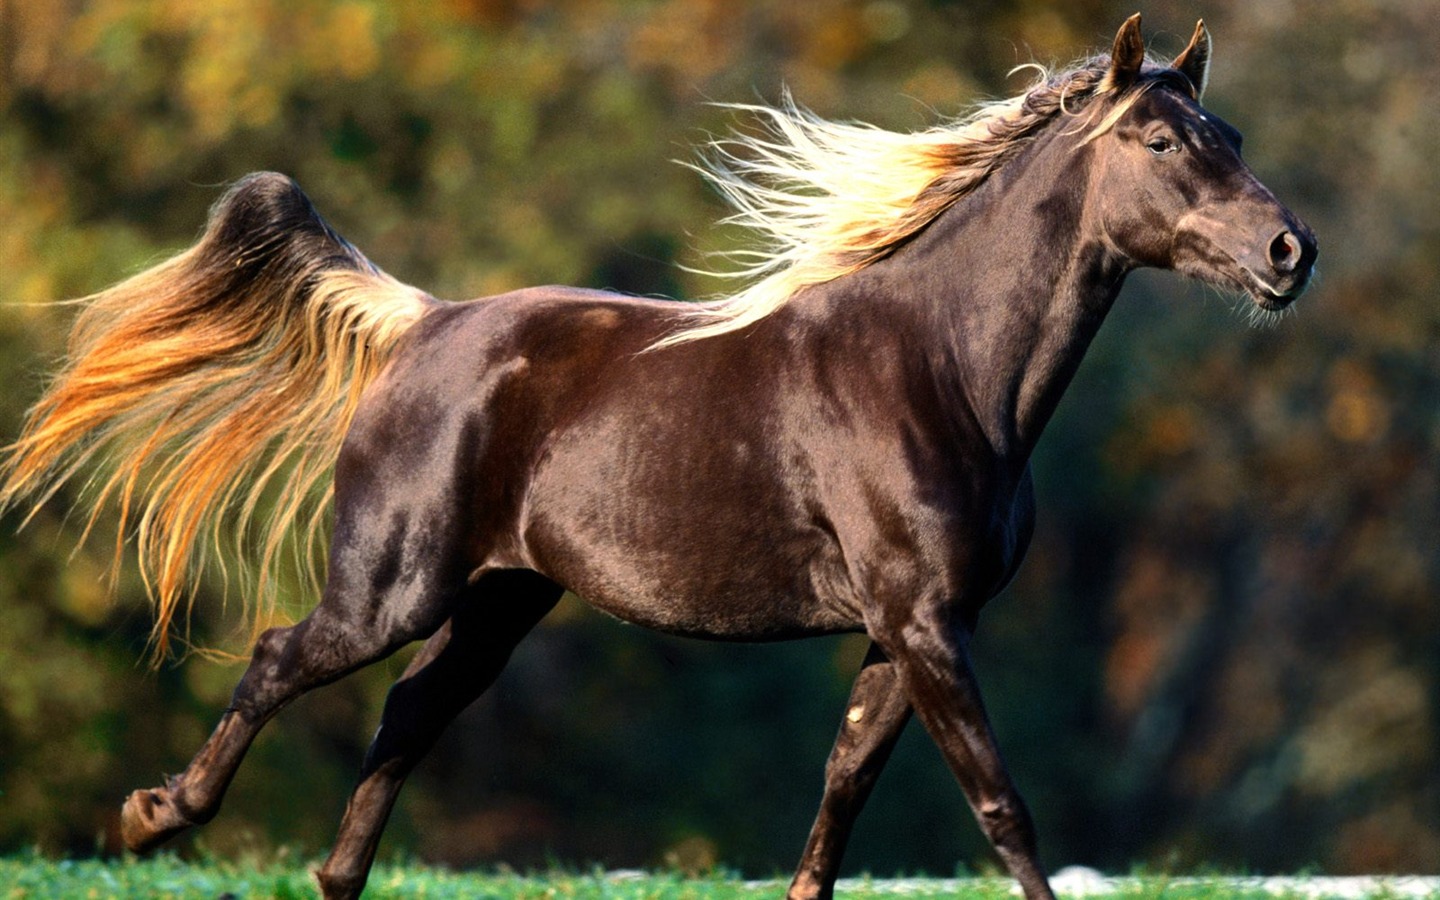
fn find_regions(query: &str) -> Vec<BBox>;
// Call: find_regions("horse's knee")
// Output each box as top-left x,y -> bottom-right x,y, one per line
824,700 -> 900,787
977,793 -> 1038,853
823,717 -> 866,782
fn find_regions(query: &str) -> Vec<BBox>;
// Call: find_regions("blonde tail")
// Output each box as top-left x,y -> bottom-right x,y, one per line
0,172 -> 439,659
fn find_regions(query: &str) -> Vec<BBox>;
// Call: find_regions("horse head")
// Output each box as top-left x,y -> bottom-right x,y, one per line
1088,15 -> 1318,310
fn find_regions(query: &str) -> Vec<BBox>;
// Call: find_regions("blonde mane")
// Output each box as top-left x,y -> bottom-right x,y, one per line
655,56 -> 1166,348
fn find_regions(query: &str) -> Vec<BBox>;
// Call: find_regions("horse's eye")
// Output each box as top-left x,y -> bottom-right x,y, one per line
1147,136 -> 1179,156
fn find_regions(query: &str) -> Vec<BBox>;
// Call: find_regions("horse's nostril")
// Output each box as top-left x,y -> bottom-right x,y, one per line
1269,230 -> 1301,274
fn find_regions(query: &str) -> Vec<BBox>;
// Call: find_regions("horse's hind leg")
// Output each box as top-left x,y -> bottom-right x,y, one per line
315,570 -> 562,900
119,588 -> 449,853
119,464 -> 471,852
788,643 -> 912,900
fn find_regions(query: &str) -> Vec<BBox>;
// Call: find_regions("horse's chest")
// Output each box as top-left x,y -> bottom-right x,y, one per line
871,467 -> 1037,606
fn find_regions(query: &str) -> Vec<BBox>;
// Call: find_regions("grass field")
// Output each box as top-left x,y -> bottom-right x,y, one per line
3,855 -> 1438,900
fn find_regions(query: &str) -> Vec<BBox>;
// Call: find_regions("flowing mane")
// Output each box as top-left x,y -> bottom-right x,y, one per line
655,55 -> 1182,348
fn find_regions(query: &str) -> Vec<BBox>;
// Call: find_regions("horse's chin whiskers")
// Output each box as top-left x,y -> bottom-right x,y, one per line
1190,274 -> 1294,330
1193,279 -> 1249,321
1241,294 -> 1295,330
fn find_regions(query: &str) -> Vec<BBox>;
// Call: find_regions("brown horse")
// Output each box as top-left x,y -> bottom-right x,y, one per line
2,15 -> 1314,900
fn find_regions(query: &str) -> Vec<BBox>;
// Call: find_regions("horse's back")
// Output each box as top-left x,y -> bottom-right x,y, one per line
333,286 -> 672,562
336,286 -> 864,638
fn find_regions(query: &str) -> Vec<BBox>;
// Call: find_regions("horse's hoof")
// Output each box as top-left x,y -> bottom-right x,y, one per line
119,787 -> 194,853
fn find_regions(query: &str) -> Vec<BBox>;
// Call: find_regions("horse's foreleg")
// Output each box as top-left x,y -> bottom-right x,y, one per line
877,611 -> 1056,900
316,573 -> 561,900
120,596 -> 444,853
788,643 -> 911,900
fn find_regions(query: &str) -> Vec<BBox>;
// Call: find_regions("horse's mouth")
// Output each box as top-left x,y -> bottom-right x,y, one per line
1242,267 -> 1310,311
1251,287 -> 1294,312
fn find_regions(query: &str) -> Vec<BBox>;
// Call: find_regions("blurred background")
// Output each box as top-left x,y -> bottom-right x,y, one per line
0,0 -> 1436,879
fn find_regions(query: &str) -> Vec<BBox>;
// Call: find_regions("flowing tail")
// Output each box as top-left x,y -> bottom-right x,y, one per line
0,172 -> 439,658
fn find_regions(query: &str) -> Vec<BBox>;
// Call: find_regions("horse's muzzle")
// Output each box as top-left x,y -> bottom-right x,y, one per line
1247,220 -> 1318,308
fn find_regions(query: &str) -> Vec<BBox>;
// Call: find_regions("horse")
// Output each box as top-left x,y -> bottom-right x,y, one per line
1,15 -> 1315,900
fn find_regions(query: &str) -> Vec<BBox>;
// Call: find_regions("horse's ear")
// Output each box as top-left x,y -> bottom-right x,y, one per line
1102,13 -> 1146,93
1171,19 -> 1211,100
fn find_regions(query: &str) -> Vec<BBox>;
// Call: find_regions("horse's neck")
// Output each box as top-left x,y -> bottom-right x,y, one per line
874,150 -> 1127,464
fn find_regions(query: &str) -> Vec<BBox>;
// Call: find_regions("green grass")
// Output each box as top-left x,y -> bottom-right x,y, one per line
5,854 -> 790,899
2,854 -> 1434,900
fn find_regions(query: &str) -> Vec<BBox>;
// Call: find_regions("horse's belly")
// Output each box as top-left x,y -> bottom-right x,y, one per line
521,513 -> 863,641
577,575 -> 862,641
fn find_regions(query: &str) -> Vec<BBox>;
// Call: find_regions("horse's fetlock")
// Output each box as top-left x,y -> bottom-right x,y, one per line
120,785 -> 200,853
787,870 -> 831,900
315,866 -> 368,900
